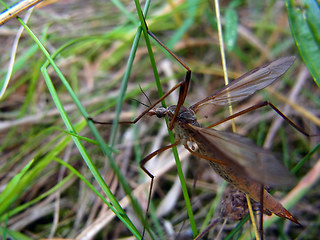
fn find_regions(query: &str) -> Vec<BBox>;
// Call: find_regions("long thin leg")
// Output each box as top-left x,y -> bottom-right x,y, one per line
90,15 -> 192,130
194,218 -> 221,240
88,80 -> 184,124
89,73 -> 190,129
140,141 -> 180,178
146,30 -> 192,129
206,101 -> 313,137
170,71 -> 191,129
139,141 -> 180,239
137,10 -> 192,129
88,73 -> 190,128
259,184 -> 264,240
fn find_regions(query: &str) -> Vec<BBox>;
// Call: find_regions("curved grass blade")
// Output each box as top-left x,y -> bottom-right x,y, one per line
134,0 -> 198,237
286,0 -> 320,87
15,18 -> 141,239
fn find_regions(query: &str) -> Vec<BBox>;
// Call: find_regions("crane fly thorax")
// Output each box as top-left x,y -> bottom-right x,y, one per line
167,105 -> 200,126
151,105 -> 200,126
150,105 -> 200,145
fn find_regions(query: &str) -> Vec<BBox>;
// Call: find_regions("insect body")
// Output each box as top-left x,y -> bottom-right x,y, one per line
151,104 -> 298,224
146,56 -> 300,224
90,55 -> 302,229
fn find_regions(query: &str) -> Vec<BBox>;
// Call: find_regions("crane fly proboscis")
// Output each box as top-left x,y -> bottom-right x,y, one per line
89,25 -> 314,240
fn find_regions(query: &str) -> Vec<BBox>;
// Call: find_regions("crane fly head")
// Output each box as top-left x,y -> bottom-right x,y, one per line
148,106 -> 168,118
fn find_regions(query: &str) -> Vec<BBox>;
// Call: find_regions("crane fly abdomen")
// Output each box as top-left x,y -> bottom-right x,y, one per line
206,156 -> 298,223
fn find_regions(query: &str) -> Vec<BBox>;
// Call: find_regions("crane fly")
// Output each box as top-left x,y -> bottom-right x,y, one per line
140,56 -> 300,225
122,54 -> 303,239
90,55 -> 304,225
89,21 -> 309,239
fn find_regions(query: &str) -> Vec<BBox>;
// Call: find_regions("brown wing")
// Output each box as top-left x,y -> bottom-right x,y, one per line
190,56 -> 296,111
193,125 -> 295,186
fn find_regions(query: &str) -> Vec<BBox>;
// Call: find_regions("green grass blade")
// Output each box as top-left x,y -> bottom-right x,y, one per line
109,26 -> 143,146
0,226 -> 32,240
53,157 -> 133,227
292,142 -> 320,174
0,131 -> 75,218
286,0 -> 320,87
134,0 -> 198,237
0,160 -> 34,215
15,18 -> 141,239
56,127 -> 119,153
0,171 -> 74,220
167,0 -> 199,49
224,7 -> 238,52
200,181 -> 227,232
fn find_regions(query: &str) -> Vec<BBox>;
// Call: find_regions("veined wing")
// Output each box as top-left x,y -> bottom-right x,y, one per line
191,56 -> 295,111
193,125 -> 295,186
